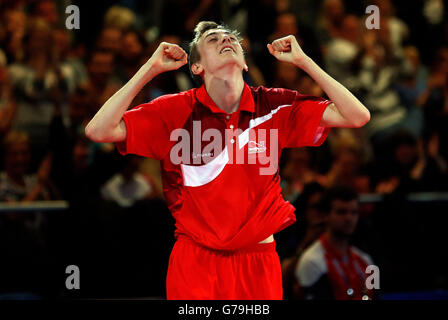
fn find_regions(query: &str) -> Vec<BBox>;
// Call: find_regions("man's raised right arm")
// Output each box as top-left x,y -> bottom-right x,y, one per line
85,42 -> 188,142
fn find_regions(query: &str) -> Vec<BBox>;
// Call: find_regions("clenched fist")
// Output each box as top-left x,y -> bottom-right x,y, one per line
148,42 -> 188,76
267,35 -> 308,67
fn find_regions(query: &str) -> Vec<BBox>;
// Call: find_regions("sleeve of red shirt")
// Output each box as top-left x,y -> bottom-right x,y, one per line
267,87 -> 332,149
115,93 -> 191,160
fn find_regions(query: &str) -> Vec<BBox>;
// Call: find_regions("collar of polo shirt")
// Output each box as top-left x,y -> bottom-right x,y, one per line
196,82 -> 255,114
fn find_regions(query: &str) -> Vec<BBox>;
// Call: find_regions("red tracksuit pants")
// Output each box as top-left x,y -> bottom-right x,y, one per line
166,236 -> 283,300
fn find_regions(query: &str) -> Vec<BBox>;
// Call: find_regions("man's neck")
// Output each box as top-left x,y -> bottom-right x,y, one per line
204,71 -> 244,114
326,230 -> 350,257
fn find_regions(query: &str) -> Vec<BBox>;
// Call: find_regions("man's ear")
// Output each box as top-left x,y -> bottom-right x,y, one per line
243,63 -> 249,72
191,63 -> 203,76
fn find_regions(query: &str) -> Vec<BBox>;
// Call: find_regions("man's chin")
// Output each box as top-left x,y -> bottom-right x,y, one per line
216,57 -> 245,68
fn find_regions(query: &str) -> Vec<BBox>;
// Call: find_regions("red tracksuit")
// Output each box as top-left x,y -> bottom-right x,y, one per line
116,83 -> 332,299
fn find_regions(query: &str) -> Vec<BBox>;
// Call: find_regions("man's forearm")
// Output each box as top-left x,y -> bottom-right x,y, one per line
296,57 -> 370,127
85,60 -> 158,141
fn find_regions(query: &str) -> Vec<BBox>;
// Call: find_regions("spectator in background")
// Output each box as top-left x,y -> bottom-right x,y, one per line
295,186 -> 375,300
324,144 -> 371,194
268,11 -> 299,43
316,0 -> 346,48
417,47 -> 448,156
116,30 -> 147,83
48,85 -> 94,200
280,181 -> 327,259
374,129 -> 420,194
101,155 -> 160,208
95,27 -> 123,57
103,5 -> 137,31
396,46 -> 429,110
240,36 -> 266,87
324,15 -> 363,93
358,26 -> 423,156
0,131 -> 54,202
418,130 -> 448,191
51,27 -> 88,96
272,59 -> 324,97
266,11 -> 322,84
84,49 -> 122,111
49,84 -> 124,202
32,0 -> 60,28
372,0 -> 409,53
280,182 -> 326,300
374,129 -> 448,194
1,8 -> 27,63
0,130 -> 54,298
0,50 -> 17,139
280,148 -> 326,203
272,60 -> 301,90
8,18 -> 78,168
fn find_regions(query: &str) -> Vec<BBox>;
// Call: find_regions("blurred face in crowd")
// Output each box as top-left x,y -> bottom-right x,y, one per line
298,75 -> 323,96
324,0 -> 345,22
276,61 -> 299,89
72,138 -> 90,172
341,15 -> 361,44
404,46 -> 420,70
69,92 -> 91,125
53,29 -> 70,57
35,0 -> 59,25
275,13 -> 298,37
306,192 -> 326,228
5,140 -> 31,178
281,148 -> 312,180
394,143 -> 418,171
193,28 -> 247,81
4,9 -> 26,35
121,32 -> 143,62
97,27 -> 122,54
327,199 -> 359,238
88,52 -> 114,85
335,149 -> 360,176
28,20 -> 52,54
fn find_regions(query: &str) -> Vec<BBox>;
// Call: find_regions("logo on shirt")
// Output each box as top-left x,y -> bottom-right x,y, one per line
192,151 -> 214,161
248,140 -> 266,154
170,120 -> 280,186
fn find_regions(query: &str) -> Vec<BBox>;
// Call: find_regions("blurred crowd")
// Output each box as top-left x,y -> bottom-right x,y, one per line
0,0 -> 448,299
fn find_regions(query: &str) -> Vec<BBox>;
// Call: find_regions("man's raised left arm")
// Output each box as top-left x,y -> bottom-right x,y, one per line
267,35 -> 370,128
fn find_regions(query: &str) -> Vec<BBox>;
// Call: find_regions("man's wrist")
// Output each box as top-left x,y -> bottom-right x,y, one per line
142,59 -> 160,80
294,55 -> 313,71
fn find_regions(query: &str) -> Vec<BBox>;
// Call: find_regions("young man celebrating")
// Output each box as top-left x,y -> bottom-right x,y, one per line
85,21 -> 370,300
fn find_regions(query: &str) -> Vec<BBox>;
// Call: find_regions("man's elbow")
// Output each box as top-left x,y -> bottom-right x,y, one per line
352,109 -> 370,128
85,122 -> 103,142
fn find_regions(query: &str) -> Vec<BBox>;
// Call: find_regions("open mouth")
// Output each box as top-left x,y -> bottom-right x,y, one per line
220,46 -> 235,54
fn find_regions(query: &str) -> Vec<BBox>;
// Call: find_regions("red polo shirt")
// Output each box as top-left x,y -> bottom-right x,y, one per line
116,83 -> 332,251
